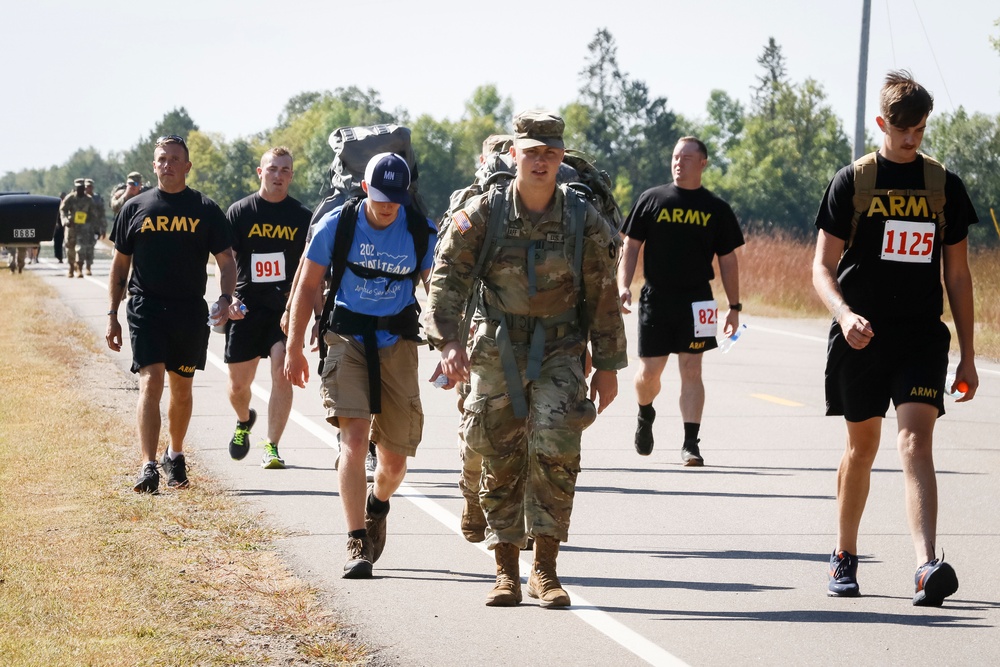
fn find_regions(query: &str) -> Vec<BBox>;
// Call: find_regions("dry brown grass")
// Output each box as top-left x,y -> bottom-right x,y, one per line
0,273 -> 367,666
633,231 -> 1000,360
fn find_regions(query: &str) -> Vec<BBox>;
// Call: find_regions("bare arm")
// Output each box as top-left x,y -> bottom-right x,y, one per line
617,236 -> 642,314
106,250 -> 132,352
717,250 -> 740,337
943,238 -> 978,401
812,230 -> 873,349
213,248 -> 244,320
284,258 -> 327,388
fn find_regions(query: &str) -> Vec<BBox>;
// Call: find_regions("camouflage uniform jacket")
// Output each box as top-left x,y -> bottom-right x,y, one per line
59,193 -> 102,236
426,184 -> 627,372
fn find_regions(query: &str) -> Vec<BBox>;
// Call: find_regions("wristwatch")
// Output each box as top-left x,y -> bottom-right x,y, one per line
219,293 -> 233,303
730,303 -> 743,312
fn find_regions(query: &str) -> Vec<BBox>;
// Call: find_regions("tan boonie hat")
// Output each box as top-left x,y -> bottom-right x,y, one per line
483,134 -> 514,155
73,178 -> 85,187
513,110 -> 564,150
127,171 -> 142,183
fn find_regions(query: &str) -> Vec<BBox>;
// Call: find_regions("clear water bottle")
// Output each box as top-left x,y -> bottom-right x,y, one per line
718,323 -> 747,354
944,371 -> 968,399
208,302 -> 247,333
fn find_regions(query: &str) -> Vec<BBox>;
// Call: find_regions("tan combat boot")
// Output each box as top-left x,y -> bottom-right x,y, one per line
67,265 -> 75,278
527,535 -> 571,608
484,542 -> 521,607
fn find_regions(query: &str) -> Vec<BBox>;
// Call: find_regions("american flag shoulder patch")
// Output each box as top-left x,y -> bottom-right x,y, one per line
453,211 -> 472,235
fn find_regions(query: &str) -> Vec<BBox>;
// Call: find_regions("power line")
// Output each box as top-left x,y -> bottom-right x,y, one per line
912,0 -> 956,110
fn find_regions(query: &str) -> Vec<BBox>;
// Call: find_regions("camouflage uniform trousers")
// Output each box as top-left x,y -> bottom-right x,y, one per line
462,329 -> 596,548
64,224 -> 82,268
76,230 -> 97,270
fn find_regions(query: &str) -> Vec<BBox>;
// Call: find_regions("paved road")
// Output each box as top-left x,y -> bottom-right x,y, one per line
28,251 -> 1000,666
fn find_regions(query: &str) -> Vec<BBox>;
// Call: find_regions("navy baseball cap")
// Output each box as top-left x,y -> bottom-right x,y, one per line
364,152 -> 411,205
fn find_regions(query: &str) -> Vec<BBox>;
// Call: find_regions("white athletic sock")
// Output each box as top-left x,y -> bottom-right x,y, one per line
167,448 -> 183,460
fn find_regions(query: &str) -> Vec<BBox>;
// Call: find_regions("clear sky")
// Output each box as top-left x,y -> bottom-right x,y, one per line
3,0 -> 998,176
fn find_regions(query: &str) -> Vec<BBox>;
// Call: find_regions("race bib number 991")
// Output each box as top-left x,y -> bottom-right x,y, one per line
691,299 -> 718,338
880,220 -> 935,264
251,251 -> 285,283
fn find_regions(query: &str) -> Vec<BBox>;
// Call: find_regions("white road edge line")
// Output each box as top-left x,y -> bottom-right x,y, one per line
205,349 -> 690,667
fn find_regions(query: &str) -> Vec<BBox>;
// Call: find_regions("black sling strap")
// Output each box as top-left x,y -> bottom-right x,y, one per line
317,197 -> 430,414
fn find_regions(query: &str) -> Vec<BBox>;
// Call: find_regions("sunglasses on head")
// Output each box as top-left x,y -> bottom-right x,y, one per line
155,134 -> 187,148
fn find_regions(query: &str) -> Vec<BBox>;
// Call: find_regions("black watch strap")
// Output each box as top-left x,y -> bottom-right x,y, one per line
220,293 -> 233,303
730,302 -> 742,312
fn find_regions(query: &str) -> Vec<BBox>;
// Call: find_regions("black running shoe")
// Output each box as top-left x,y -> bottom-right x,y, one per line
635,413 -> 655,456
681,439 -> 704,466
913,557 -> 958,607
828,549 -> 861,597
343,536 -> 374,579
365,484 -> 389,564
161,452 -> 189,489
229,408 -> 256,460
133,462 -> 160,494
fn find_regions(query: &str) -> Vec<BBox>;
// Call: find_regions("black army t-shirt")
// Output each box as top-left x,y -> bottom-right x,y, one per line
113,187 -> 233,301
815,153 -> 977,323
624,183 -> 744,294
226,192 -> 311,309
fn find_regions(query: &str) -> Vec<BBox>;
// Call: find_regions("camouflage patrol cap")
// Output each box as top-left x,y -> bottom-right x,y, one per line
482,134 -> 514,155
127,171 -> 142,183
73,178 -> 85,187
84,178 -> 94,187
513,110 -> 564,150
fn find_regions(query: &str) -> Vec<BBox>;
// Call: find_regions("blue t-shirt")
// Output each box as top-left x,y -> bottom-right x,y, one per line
306,202 -> 436,347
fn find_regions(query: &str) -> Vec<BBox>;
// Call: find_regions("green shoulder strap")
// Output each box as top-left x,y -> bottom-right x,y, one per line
848,152 -> 878,250
456,183 -> 510,352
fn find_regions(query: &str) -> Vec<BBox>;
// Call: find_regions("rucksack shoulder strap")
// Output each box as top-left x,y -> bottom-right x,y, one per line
848,152 -> 879,249
456,184 -> 510,351
921,153 -> 948,234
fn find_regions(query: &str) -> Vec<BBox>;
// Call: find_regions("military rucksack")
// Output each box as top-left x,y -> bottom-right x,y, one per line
310,124 -> 427,226
848,151 -> 947,249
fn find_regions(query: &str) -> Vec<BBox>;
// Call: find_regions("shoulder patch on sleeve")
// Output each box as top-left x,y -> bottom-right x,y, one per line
453,210 -> 472,235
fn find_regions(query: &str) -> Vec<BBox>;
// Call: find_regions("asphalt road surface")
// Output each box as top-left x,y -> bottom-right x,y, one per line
26,250 -> 1000,667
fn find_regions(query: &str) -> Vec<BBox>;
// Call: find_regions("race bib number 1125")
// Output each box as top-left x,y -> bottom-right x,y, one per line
880,220 -> 935,264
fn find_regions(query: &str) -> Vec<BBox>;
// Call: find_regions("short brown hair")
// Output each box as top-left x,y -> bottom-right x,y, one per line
676,136 -> 708,159
263,146 -> 293,163
879,70 -> 933,128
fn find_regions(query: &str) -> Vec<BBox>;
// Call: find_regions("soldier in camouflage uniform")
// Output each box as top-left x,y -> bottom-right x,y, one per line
59,178 -> 101,277
426,111 -> 627,608
81,178 -> 105,272
111,171 -> 144,217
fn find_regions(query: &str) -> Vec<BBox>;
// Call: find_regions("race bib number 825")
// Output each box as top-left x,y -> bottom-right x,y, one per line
880,220 -> 935,264
251,251 -> 285,283
691,300 -> 718,338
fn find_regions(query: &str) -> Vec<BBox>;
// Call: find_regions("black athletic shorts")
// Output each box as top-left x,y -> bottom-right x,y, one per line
127,294 -> 210,377
224,300 -> 286,364
637,284 -> 719,357
824,318 -> 950,421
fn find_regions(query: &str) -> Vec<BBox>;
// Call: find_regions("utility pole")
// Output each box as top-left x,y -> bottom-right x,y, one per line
854,0 -> 872,159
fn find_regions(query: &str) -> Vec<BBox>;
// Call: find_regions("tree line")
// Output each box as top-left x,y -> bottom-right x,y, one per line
3,29 -> 998,245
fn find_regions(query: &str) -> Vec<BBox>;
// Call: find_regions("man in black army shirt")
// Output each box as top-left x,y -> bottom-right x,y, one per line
618,136 -> 744,466
223,147 -> 311,469
106,135 -> 240,493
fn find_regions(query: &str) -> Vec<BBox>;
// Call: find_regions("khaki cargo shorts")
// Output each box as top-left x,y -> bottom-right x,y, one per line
319,332 -> 423,457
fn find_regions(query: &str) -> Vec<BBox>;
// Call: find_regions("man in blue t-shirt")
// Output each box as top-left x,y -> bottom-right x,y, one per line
284,152 -> 436,579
